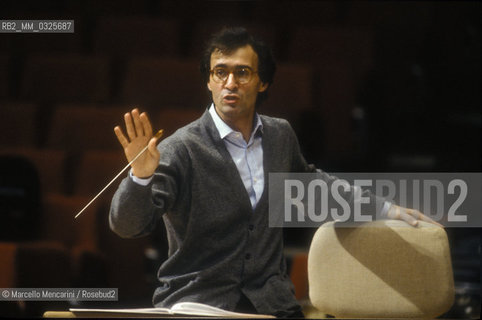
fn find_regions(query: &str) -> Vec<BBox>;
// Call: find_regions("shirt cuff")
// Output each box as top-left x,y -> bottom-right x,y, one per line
129,169 -> 153,186
381,201 -> 392,218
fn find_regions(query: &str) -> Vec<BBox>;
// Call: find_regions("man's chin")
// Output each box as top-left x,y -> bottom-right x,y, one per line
218,102 -> 240,112
216,104 -> 241,119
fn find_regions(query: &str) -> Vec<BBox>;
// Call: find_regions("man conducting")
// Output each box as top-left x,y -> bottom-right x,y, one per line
110,27 -> 439,318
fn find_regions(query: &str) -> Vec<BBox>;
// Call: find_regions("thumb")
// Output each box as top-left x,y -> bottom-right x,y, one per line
148,137 -> 159,157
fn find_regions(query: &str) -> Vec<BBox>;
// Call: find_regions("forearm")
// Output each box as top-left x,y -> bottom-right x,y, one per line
109,176 -> 159,238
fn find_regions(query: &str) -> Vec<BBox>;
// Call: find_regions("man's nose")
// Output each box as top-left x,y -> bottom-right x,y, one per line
224,73 -> 238,90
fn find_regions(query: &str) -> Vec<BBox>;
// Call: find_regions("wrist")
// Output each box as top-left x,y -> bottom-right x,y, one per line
131,167 -> 155,179
129,169 -> 153,186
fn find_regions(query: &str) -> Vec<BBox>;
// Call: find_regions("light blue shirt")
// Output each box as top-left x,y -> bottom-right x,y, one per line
209,105 -> 264,209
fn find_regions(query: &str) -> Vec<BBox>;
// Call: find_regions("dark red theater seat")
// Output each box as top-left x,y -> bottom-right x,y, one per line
0,54 -> 9,98
287,25 -> 374,80
0,103 -> 37,147
121,57 -> 208,109
262,63 -> 314,119
156,107 -> 204,137
0,148 -> 67,195
72,150 -> 126,198
21,54 -> 111,103
46,105 -> 122,151
94,16 -> 182,58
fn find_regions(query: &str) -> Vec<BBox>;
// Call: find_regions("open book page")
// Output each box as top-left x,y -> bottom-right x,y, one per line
69,307 -> 170,314
170,302 -> 275,318
70,302 -> 275,318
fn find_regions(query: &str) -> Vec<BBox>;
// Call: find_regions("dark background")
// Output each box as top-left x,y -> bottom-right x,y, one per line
0,0 -> 480,318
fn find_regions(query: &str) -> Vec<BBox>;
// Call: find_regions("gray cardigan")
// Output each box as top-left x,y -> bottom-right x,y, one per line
109,109 -> 382,317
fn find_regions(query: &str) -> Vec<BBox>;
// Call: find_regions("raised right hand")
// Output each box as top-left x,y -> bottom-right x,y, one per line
114,108 -> 160,178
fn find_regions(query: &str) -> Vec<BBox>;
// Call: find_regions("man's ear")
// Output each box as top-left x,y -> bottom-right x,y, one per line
258,82 -> 269,93
207,81 -> 212,92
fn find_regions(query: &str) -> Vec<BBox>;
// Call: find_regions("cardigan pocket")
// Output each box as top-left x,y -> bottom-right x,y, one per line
255,274 -> 300,316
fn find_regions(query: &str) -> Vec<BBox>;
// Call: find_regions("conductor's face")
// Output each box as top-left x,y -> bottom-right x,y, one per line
207,45 -> 268,125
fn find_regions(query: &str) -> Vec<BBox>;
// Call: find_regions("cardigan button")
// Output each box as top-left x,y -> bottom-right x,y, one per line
245,253 -> 251,260
248,224 -> 254,231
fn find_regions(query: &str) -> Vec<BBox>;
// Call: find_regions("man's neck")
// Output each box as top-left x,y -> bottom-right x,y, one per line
214,108 -> 255,143
229,116 -> 254,143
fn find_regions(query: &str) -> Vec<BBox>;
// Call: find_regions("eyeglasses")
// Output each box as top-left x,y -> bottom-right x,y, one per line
209,66 -> 258,84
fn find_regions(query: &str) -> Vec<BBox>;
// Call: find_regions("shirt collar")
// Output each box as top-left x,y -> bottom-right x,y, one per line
208,104 -> 263,140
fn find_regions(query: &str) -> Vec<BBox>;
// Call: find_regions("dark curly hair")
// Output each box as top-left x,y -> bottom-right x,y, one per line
200,27 -> 276,107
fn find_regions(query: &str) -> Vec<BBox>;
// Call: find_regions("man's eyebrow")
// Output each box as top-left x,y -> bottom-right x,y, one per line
213,63 -> 252,69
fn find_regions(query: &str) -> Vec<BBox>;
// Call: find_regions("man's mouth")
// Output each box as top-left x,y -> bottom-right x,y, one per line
223,94 -> 240,104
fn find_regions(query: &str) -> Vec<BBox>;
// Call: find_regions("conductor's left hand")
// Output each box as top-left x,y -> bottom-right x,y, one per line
386,204 -> 443,227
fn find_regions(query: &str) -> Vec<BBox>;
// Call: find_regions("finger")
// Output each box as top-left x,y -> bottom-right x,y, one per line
132,108 -> 144,137
421,216 -> 444,228
147,137 -> 160,158
409,209 -> 444,228
140,112 -> 153,138
388,206 -> 418,227
114,126 -> 129,148
124,112 -> 137,141
399,210 -> 419,227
